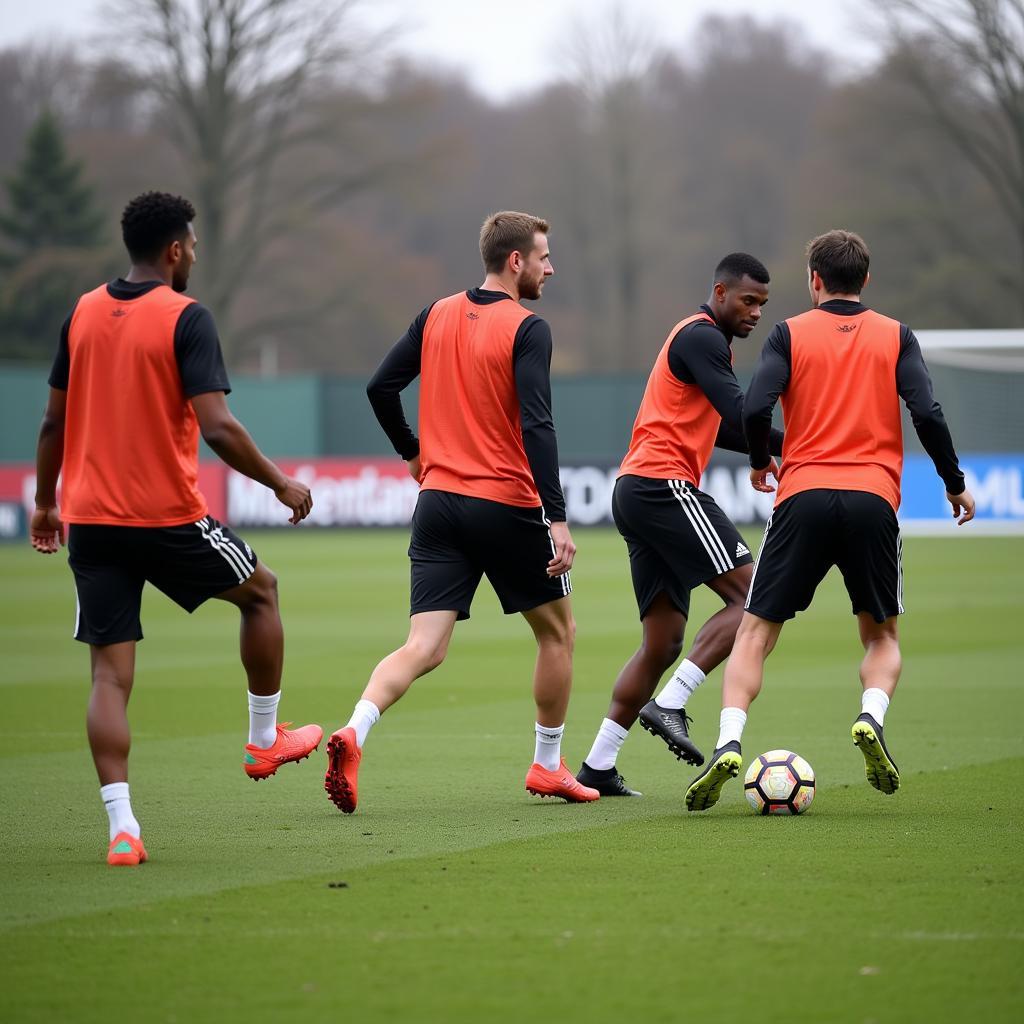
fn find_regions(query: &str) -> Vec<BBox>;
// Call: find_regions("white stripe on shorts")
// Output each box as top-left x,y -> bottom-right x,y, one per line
745,512 -> 775,610
541,506 -> 571,597
896,530 -> 904,614
678,483 -> 734,571
668,481 -> 731,576
195,517 -> 251,583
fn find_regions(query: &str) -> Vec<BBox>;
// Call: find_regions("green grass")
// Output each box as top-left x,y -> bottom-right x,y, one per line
1,528 -> 1022,1023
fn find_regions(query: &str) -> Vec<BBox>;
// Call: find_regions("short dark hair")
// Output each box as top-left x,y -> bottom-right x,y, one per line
121,191 -> 196,262
479,211 -> 550,273
806,230 -> 869,294
714,252 -> 770,286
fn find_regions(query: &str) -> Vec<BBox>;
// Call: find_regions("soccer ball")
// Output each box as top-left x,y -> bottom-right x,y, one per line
744,750 -> 815,815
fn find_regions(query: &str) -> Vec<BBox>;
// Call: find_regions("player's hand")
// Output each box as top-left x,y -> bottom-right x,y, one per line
406,455 -> 422,482
947,488 -> 975,526
274,477 -> 313,524
547,521 -> 576,577
30,506 -> 64,553
750,459 -> 779,493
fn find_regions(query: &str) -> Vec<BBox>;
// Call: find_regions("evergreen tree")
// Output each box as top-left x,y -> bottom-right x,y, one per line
0,109 -> 106,360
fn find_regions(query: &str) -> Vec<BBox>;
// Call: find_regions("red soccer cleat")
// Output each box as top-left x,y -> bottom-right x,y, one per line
244,722 -> 323,781
107,832 -> 148,867
525,758 -> 600,803
324,726 -> 362,814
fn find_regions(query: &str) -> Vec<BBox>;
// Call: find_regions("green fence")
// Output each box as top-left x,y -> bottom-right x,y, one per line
1,362 -> 1014,464
0,366 -> 649,463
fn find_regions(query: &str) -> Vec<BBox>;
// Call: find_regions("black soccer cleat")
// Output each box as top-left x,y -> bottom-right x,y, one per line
852,713 -> 900,794
638,701 -> 705,766
685,741 -> 742,812
576,762 -> 642,797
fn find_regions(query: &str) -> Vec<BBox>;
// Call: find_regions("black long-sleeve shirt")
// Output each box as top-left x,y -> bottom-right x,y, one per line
366,288 -> 566,520
668,304 -> 784,457
743,300 -> 965,493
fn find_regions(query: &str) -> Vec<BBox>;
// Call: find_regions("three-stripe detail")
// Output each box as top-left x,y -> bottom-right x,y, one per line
195,517 -> 255,583
667,481 -> 734,576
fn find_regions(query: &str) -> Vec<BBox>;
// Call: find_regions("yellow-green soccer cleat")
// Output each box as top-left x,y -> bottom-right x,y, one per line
852,713 -> 900,794
685,741 -> 743,811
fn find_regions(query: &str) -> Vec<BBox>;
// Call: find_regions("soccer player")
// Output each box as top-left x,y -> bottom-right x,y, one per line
30,192 -> 322,866
685,229 -> 976,812
576,254 -> 784,797
325,210 -> 598,812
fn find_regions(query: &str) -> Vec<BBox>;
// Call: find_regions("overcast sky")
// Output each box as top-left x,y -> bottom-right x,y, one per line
1,0 -> 881,101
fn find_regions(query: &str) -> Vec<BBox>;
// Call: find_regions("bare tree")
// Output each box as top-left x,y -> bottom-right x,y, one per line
561,3 -> 667,369
108,0 -> 413,353
873,0 -> 1024,291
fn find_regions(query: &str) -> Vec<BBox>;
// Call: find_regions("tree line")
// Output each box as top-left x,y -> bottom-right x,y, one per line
1,0 -> 1020,373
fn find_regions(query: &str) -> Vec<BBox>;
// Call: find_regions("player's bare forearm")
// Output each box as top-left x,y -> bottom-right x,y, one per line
203,422 -> 312,523
34,421 -> 64,508
31,391 -> 67,553
34,389 -> 67,509
202,416 -> 286,491
192,392 -> 311,522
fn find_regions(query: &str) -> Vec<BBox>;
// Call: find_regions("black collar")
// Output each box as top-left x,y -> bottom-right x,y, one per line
466,287 -> 514,305
818,299 -> 867,316
106,278 -> 166,301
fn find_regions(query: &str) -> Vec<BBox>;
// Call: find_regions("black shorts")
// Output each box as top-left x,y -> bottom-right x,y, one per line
746,489 -> 903,624
409,490 -> 571,620
612,475 -> 753,619
68,516 -> 258,645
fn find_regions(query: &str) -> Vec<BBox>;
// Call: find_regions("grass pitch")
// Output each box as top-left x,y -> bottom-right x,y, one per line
1,528 -> 1021,1023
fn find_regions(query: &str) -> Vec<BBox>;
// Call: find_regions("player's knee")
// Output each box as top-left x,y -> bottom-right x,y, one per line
247,564 -> 279,607
547,615 -> 576,653
406,635 -> 448,672
91,663 -> 131,692
259,565 -> 279,597
735,620 -> 773,653
650,637 -> 683,670
719,570 -> 752,608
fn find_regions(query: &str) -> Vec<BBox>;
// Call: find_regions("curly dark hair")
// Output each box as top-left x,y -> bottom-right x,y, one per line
714,252 -> 770,286
121,191 -> 196,262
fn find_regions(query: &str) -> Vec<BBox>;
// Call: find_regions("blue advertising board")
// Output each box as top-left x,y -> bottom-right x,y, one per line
900,454 -> 1024,532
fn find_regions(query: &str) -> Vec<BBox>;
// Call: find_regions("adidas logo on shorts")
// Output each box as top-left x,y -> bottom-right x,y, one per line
736,541 -> 750,557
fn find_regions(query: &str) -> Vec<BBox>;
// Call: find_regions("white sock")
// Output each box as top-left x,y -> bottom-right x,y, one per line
584,717 -> 629,770
345,699 -> 381,748
101,782 -> 140,841
716,707 -> 747,749
654,658 -> 706,710
861,688 -> 890,726
534,723 -> 565,771
247,690 -> 281,748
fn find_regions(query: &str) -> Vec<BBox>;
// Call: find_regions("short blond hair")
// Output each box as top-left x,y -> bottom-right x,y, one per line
479,211 -> 550,273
